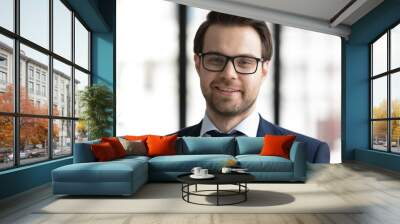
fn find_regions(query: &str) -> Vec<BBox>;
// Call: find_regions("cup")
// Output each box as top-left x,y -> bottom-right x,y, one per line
199,169 -> 208,176
221,167 -> 232,174
191,167 -> 202,176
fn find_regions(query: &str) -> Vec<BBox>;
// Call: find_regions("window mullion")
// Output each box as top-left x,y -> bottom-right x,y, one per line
13,0 -> 20,167
388,30 -> 391,152
71,10 -> 76,155
49,0 -> 54,160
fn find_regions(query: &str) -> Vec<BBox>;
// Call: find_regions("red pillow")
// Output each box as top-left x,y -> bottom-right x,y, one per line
91,142 -> 117,161
146,134 -> 178,157
101,137 -> 127,158
259,135 -> 296,159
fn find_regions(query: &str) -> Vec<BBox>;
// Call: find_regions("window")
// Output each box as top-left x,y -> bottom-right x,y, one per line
75,18 -> 89,69
0,54 -> 7,67
0,34 -> 13,113
28,67 -> 34,80
28,81 -> 34,94
42,85 -> 46,97
35,70 -> 40,81
371,23 -> 400,153
280,27 -> 341,163
53,0 -> 72,60
35,84 -> 40,95
20,0 -> 49,49
0,0 -> 14,32
116,0 -> 178,135
53,59 -> 72,117
0,0 -> 91,170
41,73 -> 46,82
0,71 -> 6,85
0,54 -> 7,88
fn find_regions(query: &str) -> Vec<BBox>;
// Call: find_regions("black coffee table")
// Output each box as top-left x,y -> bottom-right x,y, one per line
177,172 -> 255,206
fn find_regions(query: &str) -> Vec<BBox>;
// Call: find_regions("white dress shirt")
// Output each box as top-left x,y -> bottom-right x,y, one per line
199,110 -> 260,137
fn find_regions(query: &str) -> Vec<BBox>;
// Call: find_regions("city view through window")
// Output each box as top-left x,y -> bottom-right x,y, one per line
371,23 -> 400,153
0,0 -> 90,170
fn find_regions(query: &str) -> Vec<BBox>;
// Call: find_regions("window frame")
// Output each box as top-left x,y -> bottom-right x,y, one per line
370,21 -> 400,154
0,0 -> 92,171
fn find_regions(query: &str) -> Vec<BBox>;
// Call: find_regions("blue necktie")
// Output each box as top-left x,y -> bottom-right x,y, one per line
205,130 -> 245,137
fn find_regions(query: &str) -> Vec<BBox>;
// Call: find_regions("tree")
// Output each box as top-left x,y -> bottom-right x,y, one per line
0,84 -> 59,151
372,99 -> 400,143
79,84 -> 113,140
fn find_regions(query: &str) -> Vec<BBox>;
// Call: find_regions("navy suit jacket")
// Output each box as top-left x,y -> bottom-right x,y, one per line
176,115 -> 330,163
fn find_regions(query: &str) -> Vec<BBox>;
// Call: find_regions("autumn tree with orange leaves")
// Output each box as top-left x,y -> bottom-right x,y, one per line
0,84 -> 59,152
372,99 -> 400,143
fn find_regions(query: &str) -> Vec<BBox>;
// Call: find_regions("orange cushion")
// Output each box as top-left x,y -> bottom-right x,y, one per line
101,137 -> 127,158
259,135 -> 296,159
146,134 -> 178,157
91,142 -> 117,161
124,135 -> 150,141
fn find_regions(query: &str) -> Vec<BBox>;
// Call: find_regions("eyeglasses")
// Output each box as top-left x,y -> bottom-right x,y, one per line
198,52 -> 264,75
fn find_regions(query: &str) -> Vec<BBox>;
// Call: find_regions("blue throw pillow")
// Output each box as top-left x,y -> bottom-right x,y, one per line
179,137 -> 236,155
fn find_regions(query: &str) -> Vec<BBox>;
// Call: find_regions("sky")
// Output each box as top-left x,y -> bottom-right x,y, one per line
0,0 -> 88,71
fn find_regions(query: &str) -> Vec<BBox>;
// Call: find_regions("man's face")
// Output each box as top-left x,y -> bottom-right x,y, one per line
195,24 -> 269,117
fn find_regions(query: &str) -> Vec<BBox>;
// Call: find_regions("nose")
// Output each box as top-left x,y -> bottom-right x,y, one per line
220,59 -> 238,79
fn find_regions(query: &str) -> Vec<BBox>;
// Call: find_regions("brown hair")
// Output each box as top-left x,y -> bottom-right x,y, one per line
194,11 -> 273,61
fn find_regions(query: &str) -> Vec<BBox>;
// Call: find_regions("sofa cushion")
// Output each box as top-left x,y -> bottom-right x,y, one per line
146,135 -> 178,157
178,137 -> 236,155
124,135 -> 150,142
260,135 -> 296,159
235,137 -> 264,155
101,137 -> 127,158
118,138 -> 147,156
52,158 -> 148,183
235,155 -> 293,172
90,142 -> 118,161
148,154 -> 235,172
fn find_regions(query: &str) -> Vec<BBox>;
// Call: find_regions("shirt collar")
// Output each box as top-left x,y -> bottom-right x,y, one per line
200,110 -> 260,137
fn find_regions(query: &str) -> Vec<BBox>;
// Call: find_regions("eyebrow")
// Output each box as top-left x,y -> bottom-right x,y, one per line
204,51 -> 260,58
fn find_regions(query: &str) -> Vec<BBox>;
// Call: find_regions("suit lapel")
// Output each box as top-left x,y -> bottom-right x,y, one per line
257,114 -> 279,137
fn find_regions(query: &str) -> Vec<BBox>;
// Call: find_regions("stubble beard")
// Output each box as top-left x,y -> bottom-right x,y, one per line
206,93 -> 257,118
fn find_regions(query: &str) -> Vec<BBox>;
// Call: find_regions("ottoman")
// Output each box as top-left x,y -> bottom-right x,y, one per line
52,157 -> 148,196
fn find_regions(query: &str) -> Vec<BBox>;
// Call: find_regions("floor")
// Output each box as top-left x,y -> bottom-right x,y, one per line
0,162 -> 400,224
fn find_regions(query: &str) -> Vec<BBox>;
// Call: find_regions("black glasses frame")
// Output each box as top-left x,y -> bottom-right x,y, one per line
198,52 -> 265,75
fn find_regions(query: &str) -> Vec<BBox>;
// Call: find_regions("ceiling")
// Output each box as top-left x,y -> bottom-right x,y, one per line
167,0 -> 384,38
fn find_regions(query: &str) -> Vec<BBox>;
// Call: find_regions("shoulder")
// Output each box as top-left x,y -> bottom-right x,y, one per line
258,116 -> 326,145
175,121 -> 202,137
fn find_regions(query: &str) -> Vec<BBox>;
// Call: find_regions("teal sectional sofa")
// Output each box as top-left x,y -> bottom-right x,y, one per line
52,137 -> 306,196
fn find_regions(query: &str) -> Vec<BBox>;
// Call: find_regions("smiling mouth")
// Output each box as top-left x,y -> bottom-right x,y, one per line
214,86 -> 240,96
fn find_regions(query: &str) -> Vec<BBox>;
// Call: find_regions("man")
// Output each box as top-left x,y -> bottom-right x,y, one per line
177,11 -> 329,163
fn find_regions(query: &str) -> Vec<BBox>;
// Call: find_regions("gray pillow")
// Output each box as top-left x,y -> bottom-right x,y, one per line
118,137 -> 147,156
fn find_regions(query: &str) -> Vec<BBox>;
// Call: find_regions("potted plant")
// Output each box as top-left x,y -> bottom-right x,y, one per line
79,84 -> 113,140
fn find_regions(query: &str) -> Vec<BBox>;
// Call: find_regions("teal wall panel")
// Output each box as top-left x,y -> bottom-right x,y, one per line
92,32 -> 114,88
355,149 -> 400,172
0,157 -> 72,199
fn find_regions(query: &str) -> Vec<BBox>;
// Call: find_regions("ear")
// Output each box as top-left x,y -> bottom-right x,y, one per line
261,60 -> 269,79
194,54 -> 201,75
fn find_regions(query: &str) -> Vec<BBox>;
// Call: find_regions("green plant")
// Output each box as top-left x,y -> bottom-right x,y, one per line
79,84 -> 113,140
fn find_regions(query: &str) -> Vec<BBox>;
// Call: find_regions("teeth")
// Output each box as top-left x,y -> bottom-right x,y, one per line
217,87 -> 237,92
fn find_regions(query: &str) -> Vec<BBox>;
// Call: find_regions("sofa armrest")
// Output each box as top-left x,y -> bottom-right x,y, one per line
289,141 -> 307,181
73,141 -> 99,163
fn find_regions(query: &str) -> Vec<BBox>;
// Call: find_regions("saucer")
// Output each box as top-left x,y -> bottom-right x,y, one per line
190,174 -> 215,179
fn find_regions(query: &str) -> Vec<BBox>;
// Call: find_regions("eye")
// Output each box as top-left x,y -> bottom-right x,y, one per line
236,57 -> 255,67
205,55 -> 225,65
